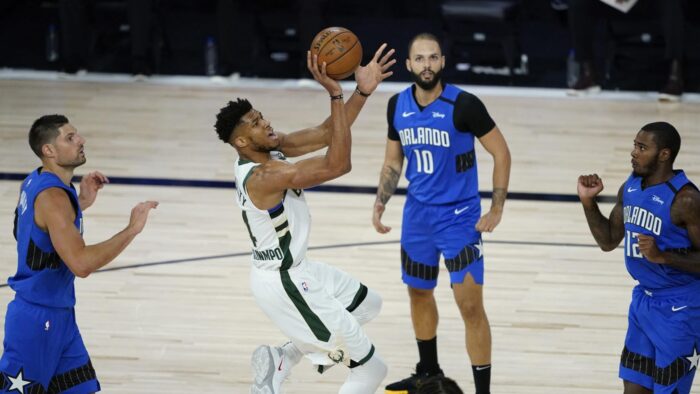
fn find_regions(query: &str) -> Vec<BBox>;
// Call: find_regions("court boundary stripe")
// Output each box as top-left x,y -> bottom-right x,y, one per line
0,172 -> 617,203
0,239 -> 619,289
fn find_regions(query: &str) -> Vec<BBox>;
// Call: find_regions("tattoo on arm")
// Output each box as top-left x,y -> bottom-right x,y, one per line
377,166 -> 400,205
491,188 -> 507,209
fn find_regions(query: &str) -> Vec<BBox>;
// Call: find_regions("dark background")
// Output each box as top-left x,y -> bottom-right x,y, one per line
0,0 -> 698,91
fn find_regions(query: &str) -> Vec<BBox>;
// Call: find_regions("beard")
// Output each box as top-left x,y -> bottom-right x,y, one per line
58,154 -> 86,168
410,67 -> 443,91
633,157 -> 659,178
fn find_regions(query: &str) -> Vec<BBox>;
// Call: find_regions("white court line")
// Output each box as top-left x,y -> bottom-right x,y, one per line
1,67 -> 698,103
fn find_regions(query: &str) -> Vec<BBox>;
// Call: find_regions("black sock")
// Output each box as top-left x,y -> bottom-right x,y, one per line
472,364 -> 491,394
416,336 -> 440,374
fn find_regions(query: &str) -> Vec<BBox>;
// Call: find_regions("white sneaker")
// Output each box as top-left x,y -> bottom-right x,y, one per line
251,345 -> 291,394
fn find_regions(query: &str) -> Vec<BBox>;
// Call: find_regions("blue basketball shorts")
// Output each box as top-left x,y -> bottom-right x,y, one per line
0,297 -> 100,393
400,194 -> 483,290
619,284 -> 700,394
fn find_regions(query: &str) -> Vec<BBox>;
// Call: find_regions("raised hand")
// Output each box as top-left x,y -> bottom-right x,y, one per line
78,171 -> 109,210
577,174 -> 604,201
355,43 -> 396,95
128,201 -> 159,235
307,51 -> 342,96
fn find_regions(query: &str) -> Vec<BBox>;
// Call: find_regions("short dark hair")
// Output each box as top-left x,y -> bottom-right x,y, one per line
408,32 -> 442,58
416,376 -> 464,394
641,121 -> 681,163
28,114 -> 69,158
214,98 -> 253,143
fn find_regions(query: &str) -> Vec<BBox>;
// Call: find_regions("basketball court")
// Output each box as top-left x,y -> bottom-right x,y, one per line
1,71 -> 699,393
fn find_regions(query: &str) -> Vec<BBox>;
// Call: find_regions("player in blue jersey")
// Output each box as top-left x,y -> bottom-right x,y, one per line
578,121 -> 700,394
0,115 -> 158,393
373,33 -> 511,394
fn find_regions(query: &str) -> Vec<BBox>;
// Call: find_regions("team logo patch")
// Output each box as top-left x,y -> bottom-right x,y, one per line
4,368 -> 32,393
328,349 -> 345,364
652,195 -> 665,205
686,347 -> 700,371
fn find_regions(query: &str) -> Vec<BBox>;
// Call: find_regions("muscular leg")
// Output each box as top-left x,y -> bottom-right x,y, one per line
408,287 -> 438,340
452,274 -> 491,365
623,380 -> 652,394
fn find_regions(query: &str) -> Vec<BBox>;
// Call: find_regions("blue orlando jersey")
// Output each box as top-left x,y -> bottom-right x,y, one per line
622,170 -> 699,290
9,168 -> 82,307
392,84 -> 479,204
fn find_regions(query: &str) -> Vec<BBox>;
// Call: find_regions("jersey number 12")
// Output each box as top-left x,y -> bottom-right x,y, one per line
625,230 -> 642,258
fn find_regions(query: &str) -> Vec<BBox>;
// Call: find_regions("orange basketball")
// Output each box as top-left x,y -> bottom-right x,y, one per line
310,27 -> 362,80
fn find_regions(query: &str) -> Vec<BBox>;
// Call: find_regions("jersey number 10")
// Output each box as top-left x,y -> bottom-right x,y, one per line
413,149 -> 434,174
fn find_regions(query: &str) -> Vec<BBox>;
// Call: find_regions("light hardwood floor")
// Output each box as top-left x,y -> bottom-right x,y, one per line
0,76 -> 698,393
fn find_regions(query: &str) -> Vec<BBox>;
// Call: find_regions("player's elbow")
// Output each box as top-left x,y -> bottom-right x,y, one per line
339,162 -> 352,175
599,243 -> 617,252
72,267 -> 92,278
74,265 -> 93,278
329,160 -> 351,177
497,146 -> 511,166
67,259 -> 93,278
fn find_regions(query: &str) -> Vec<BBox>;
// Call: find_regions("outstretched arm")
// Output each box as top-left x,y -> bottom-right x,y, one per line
36,188 -> 158,278
372,139 -> 404,234
277,44 -> 395,157
577,175 -> 625,251
638,186 -> 700,273
476,126 -> 511,232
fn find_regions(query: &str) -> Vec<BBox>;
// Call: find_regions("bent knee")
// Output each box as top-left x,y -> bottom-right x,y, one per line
350,288 -> 382,325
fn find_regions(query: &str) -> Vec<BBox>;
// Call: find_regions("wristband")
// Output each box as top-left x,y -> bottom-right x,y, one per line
355,86 -> 371,97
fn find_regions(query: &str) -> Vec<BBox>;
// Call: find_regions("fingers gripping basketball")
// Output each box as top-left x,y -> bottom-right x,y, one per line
310,27 -> 362,80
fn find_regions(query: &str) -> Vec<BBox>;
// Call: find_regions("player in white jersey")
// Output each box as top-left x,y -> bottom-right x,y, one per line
214,45 -> 395,394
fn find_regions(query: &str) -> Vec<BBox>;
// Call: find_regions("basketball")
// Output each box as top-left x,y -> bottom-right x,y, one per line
310,27 -> 363,80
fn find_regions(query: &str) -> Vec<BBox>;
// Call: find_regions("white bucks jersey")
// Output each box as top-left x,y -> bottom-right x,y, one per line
234,152 -> 311,270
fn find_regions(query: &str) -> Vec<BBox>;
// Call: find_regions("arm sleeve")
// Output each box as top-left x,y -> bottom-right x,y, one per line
387,94 -> 400,141
454,92 -> 496,138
